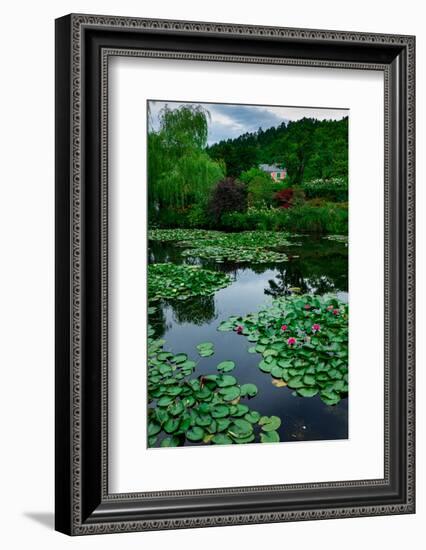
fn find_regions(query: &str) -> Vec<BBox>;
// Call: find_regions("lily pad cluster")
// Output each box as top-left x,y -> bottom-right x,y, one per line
219,294 -> 349,406
148,228 -> 221,243
181,245 -> 288,263
149,229 -> 299,264
148,263 -> 231,301
323,235 -> 348,245
147,336 -> 281,447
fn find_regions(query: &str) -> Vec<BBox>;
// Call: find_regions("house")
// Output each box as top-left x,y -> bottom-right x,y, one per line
259,164 -> 287,182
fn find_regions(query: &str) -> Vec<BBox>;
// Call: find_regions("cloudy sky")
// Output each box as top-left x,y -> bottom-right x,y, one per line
148,100 -> 348,145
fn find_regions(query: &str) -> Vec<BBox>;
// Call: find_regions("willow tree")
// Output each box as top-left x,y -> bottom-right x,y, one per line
148,104 -> 224,210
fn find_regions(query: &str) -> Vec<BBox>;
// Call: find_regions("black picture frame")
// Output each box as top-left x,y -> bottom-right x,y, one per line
55,13 -> 415,535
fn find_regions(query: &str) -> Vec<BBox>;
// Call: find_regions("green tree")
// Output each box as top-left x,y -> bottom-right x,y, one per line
240,167 -> 278,207
148,104 -> 224,210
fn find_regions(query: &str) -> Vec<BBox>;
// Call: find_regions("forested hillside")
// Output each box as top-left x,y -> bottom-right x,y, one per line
206,116 -> 348,183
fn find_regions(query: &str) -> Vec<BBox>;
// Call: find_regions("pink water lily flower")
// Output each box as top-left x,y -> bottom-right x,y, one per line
281,324 -> 288,331
304,304 -> 311,310
287,337 -> 297,346
312,323 -> 321,332
333,309 -> 340,316
236,325 -> 243,334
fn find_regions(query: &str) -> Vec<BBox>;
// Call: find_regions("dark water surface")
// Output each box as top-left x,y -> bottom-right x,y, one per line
149,235 -> 348,444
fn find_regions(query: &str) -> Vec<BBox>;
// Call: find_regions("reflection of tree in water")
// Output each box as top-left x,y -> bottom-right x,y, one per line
148,241 -> 184,265
265,249 -> 348,298
148,301 -> 168,339
170,295 -> 217,326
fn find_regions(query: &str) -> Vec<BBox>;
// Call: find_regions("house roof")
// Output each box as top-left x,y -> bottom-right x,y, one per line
259,164 -> 284,172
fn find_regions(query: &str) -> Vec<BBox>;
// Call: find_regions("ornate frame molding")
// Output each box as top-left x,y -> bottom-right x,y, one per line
55,14 -> 415,536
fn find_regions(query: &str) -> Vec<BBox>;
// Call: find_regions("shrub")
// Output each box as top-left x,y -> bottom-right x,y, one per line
186,202 -> 210,228
302,178 -> 348,202
221,203 -> 348,234
239,167 -> 278,208
274,188 -> 294,208
208,177 -> 247,221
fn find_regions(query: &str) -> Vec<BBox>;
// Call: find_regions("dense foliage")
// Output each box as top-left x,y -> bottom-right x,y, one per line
208,177 -> 248,221
221,204 -> 348,234
207,117 -> 348,182
148,104 -> 224,209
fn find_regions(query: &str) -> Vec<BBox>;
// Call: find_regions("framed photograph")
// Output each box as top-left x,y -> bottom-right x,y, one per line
55,14 -> 415,535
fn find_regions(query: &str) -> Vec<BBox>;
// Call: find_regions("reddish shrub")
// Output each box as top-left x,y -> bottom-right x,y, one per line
274,188 -> 294,209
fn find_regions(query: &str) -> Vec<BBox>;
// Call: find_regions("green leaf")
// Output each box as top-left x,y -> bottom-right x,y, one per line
259,415 -> 281,431
157,351 -> 173,361
211,404 -> 230,418
228,419 -> 253,437
216,418 -> 231,432
219,386 -> 241,402
217,360 -> 235,372
259,360 -> 272,373
287,376 -> 304,389
160,436 -> 180,447
260,430 -> 280,443
172,353 -> 188,364
216,375 -> 237,387
217,321 -> 234,332
297,387 -> 319,398
303,374 -> 316,386
212,434 -> 233,445
148,422 -> 161,437
196,342 -> 214,350
240,383 -> 258,398
186,426 -> 205,441
157,396 -> 174,407
271,365 -> 284,378
164,417 -> 180,433
244,410 -> 261,423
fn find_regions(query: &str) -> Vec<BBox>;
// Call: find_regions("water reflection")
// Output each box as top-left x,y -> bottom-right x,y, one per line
148,235 -> 349,443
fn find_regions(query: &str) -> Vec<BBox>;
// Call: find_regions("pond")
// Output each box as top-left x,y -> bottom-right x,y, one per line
148,234 -> 348,446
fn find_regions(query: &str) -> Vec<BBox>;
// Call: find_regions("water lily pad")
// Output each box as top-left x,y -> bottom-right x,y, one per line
157,396 -> 174,407
186,426 -> 205,441
160,436 -> 179,447
259,360 -> 272,373
240,383 -> 258,398
244,410 -> 261,423
148,422 -> 161,437
216,418 -> 231,431
271,365 -> 284,379
164,418 -> 180,433
212,434 -> 233,445
228,419 -> 253,438
260,430 -> 280,443
216,375 -> 237,387
297,387 -> 319,398
211,404 -> 230,418
217,360 -> 235,373
217,321 -> 234,332
259,416 -> 281,431
220,386 -> 241,402
287,376 -> 305,389
157,351 -> 173,361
